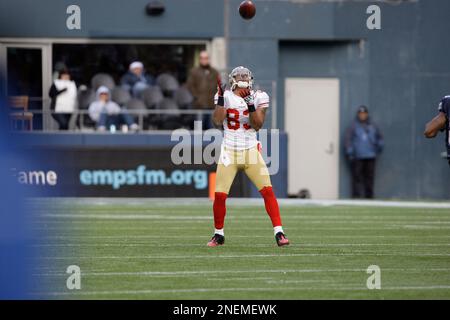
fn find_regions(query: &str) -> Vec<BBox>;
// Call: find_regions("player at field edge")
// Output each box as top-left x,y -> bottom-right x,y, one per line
207,66 -> 289,247
424,95 -> 450,166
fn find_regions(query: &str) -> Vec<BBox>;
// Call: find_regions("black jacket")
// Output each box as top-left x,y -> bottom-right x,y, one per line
48,83 -> 68,111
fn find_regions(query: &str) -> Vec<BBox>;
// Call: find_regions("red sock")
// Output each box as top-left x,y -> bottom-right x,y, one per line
213,192 -> 227,229
259,186 -> 282,227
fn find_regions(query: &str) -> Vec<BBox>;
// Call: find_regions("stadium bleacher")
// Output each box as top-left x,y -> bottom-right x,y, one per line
65,71 -> 201,131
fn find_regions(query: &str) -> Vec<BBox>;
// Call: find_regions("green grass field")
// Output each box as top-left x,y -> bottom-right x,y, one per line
33,198 -> 450,299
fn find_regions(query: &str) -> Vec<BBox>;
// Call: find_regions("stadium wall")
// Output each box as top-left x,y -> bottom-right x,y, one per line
1,0 -> 449,199
15,132 -> 288,198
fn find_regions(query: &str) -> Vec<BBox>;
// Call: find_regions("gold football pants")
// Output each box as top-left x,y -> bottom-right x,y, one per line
215,145 -> 272,194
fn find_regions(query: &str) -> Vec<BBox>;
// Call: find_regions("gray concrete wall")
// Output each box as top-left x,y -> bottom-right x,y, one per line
1,0 -> 449,199
0,0 -> 223,38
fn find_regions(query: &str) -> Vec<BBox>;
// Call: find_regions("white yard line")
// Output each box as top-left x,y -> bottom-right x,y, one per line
205,277 -> 275,281
40,214 -> 213,220
265,279 -> 339,284
37,233 -> 450,239
37,252 -> 450,261
35,267 -> 450,277
31,227 -> 450,231
36,217 -> 450,226
401,226 -> 450,230
32,216 -> 450,226
30,197 -> 450,209
40,285 -> 450,296
33,243 -> 450,247
37,213 -> 450,220
275,199 -> 450,209
43,235 -> 271,239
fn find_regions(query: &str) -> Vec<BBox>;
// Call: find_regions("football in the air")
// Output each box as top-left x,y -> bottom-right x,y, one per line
239,1 -> 256,20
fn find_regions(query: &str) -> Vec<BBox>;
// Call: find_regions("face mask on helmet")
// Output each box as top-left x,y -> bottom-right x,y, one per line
229,66 -> 254,90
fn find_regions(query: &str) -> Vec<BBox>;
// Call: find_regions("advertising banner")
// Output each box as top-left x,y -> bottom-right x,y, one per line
14,147 -> 250,197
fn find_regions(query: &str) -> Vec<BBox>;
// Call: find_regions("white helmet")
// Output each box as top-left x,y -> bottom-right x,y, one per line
229,66 -> 253,90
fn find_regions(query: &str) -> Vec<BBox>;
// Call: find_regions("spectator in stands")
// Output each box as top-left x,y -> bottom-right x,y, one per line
88,86 -> 139,132
120,61 -> 154,98
49,69 -> 77,130
345,106 -> 384,199
186,50 -> 219,129
52,62 -> 68,80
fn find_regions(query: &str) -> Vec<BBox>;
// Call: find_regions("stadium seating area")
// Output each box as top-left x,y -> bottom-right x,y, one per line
76,72 -> 202,131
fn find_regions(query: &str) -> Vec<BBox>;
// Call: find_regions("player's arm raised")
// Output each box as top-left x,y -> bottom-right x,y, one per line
424,112 -> 446,138
212,77 -> 227,127
239,89 -> 266,131
248,107 -> 266,131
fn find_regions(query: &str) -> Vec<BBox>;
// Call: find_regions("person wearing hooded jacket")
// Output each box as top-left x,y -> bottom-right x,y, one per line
345,106 -> 384,199
88,86 -> 138,132
120,61 -> 154,98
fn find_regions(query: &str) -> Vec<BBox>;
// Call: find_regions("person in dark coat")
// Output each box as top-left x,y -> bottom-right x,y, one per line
345,106 -> 384,199
186,51 -> 219,110
120,61 -> 154,98
424,95 -> 450,166
186,51 -> 219,129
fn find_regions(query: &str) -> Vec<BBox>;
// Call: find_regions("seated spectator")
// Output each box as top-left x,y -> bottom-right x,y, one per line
88,86 -> 139,132
49,69 -> 77,130
120,61 -> 154,98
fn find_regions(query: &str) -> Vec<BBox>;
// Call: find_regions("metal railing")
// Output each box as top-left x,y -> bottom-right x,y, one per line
11,78 -> 277,131
32,109 -> 215,132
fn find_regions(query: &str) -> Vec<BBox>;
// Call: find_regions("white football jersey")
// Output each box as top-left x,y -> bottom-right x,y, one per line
214,90 -> 269,150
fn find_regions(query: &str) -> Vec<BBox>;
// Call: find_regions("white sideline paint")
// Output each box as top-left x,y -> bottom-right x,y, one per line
265,280 -> 336,284
34,243 -> 450,247
41,285 -> 450,297
38,214 -> 450,222
206,277 -> 275,281
36,267 -> 450,277
36,216 -> 450,225
31,197 -> 450,209
40,234 -> 450,240
38,252 -> 450,261
43,235 -> 271,239
31,216 -> 450,222
33,229 -> 450,237
40,214 -> 213,220
31,226 -> 450,232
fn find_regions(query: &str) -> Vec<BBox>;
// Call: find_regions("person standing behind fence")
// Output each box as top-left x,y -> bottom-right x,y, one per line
49,69 -> 77,130
186,50 -> 219,129
345,106 -> 384,199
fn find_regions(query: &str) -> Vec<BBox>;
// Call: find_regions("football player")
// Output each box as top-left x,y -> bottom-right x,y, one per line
207,66 -> 289,247
424,95 -> 450,166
